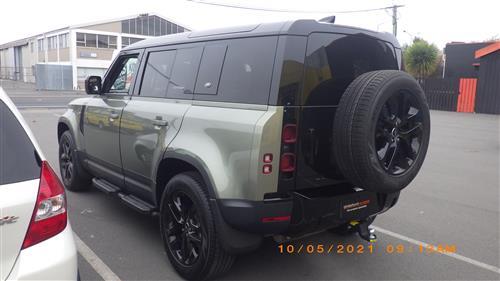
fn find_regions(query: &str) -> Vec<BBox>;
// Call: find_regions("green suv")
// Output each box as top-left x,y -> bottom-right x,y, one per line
58,19 -> 430,280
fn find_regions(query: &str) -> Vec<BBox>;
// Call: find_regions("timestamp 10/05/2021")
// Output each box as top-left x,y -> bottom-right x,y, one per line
278,243 -> 457,255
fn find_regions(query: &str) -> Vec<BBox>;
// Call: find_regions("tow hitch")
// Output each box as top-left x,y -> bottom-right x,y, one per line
349,220 -> 377,242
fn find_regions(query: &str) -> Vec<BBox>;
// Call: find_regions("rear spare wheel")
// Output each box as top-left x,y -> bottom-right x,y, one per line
333,70 -> 430,193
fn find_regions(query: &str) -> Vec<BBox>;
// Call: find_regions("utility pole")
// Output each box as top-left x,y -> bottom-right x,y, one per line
391,5 -> 404,37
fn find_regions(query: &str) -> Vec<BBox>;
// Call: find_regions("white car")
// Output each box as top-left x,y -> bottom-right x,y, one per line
0,88 -> 78,280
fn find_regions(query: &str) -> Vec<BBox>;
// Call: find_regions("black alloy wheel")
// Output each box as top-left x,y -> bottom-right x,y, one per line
375,91 -> 424,175
59,137 -> 74,184
164,191 -> 206,267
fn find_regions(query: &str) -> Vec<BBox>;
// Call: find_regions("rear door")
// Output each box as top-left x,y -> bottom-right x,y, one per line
120,45 -> 202,201
295,33 -> 399,189
0,100 -> 41,280
83,52 -> 141,187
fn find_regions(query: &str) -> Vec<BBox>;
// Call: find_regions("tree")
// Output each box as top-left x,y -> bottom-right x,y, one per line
403,38 -> 439,81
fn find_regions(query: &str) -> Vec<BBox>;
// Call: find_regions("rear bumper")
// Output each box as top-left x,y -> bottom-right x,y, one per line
6,223 -> 78,281
217,186 -> 400,237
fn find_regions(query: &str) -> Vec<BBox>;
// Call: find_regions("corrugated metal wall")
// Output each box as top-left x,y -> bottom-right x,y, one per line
475,52 -> 500,114
457,78 -> 477,113
421,78 -> 458,111
35,64 -> 73,90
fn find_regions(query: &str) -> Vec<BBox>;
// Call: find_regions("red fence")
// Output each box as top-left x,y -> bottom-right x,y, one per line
457,78 -> 477,113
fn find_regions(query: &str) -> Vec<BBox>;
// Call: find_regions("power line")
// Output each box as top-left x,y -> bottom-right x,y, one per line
186,0 -> 400,14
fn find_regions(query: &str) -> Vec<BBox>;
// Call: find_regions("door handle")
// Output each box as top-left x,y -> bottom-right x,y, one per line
109,112 -> 120,119
152,118 -> 169,127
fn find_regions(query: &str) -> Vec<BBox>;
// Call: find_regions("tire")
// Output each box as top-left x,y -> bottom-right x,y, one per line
329,216 -> 375,235
58,131 -> 92,191
160,172 -> 235,281
333,70 -> 430,193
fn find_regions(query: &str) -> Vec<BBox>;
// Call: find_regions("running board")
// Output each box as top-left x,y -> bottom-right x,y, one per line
92,178 -> 120,194
118,193 -> 156,215
92,178 -> 157,215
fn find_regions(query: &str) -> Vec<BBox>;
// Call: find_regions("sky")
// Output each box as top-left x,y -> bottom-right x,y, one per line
0,0 -> 498,49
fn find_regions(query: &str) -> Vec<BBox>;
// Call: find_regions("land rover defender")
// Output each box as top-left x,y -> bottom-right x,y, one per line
57,19 -> 430,280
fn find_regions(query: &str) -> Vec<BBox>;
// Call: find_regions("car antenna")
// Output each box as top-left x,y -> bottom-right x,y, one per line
319,15 -> 336,23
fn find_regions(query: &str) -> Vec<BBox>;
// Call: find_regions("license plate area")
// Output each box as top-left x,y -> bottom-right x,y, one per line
339,192 -> 378,220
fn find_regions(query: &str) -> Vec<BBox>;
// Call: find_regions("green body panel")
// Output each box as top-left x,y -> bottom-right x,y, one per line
83,95 -> 129,170
119,97 -> 191,187
60,97 -> 284,201
167,101 -> 283,200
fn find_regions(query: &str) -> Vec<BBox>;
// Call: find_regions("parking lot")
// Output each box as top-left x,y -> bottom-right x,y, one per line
6,87 -> 500,280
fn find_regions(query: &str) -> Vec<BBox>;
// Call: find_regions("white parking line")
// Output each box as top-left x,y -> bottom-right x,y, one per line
373,226 -> 500,275
17,106 -> 67,109
73,232 -> 122,281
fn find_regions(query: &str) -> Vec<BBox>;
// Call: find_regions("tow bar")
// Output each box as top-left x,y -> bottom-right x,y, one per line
349,220 -> 377,242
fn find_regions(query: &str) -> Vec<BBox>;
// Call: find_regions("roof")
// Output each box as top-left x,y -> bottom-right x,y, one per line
126,19 -> 399,51
475,41 -> 500,59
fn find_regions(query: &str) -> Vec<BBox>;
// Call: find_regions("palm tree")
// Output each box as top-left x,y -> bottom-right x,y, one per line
403,38 -> 439,82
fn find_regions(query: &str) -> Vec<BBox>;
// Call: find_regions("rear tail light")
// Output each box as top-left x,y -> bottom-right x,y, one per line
261,215 -> 291,223
282,124 -> 297,144
280,153 -> 296,172
22,161 -> 67,249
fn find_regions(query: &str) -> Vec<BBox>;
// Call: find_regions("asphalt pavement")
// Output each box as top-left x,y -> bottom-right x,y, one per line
5,87 -> 500,280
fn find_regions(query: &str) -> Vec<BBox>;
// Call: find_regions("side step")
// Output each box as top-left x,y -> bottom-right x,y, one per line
92,178 -> 120,194
118,194 -> 156,215
92,178 -> 157,215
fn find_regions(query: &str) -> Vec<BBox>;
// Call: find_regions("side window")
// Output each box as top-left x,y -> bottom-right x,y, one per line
195,36 -> 278,104
194,44 -> 227,95
107,55 -> 139,94
166,47 -> 203,99
140,50 -> 176,98
0,101 -> 40,185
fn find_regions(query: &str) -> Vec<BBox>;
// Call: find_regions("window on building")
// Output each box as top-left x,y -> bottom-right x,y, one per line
148,16 -> 154,36
76,33 -> 85,46
129,19 -> 136,34
122,36 -> 144,48
120,16 -> 186,36
47,36 -> 57,50
122,20 -> 130,34
38,39 -> 44,52
59,33 -> 69,49
30,41 -> 34,53
86,34 -> 97,48
77,33 -> 117,49
140,50 -> 176,98
98,35 -> 108,48
154,17 -> 160,36
167,46 -> 203,99
109,36 -> 117,49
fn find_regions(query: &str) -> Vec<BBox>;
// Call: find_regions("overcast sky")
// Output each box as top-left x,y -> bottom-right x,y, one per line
0,0 -> 498,49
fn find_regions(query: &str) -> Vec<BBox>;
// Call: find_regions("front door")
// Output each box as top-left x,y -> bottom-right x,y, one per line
120,46 -> 202,201
83,53 -> 140,187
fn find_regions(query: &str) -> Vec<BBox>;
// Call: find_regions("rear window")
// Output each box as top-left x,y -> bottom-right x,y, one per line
300,33 -> 398,106
140,50 -> 176,98
0,101 -> 40,185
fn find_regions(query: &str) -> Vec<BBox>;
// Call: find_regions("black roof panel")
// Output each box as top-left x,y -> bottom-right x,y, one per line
125,19 -> 400,50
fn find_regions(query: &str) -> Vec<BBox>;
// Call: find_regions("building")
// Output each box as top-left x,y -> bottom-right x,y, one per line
443,42 -> 490,78
474,42 -> 500,114
0,14 -> 191,90
437,41 -> 500,114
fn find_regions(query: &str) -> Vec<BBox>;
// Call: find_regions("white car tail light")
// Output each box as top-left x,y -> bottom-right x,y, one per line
22,161 -> 67,249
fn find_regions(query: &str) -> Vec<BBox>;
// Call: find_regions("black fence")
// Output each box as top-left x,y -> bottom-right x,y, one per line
420,78 -> 459,112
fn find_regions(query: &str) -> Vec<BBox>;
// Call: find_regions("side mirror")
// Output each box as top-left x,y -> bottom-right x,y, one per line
85,76 -> 102,95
